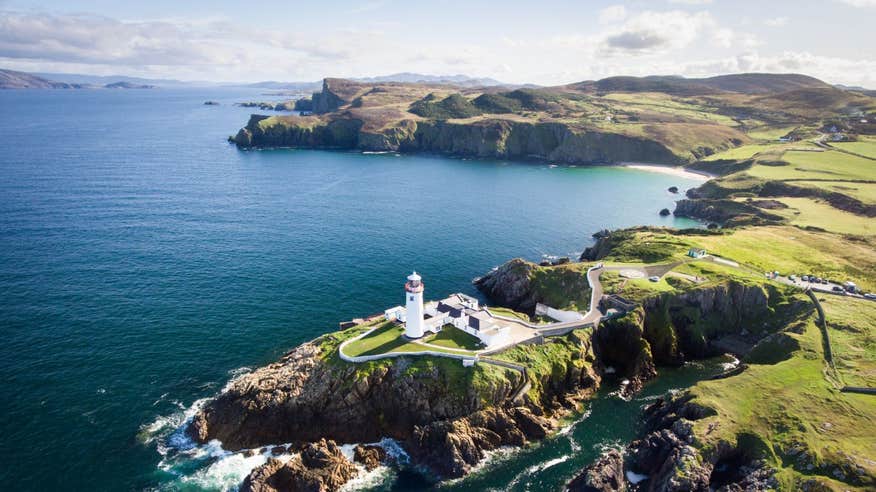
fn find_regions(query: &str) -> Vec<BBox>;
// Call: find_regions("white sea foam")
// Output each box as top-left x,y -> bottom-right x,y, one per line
506,454 -> 570,488
626,470 -> 648,484
721,354 -> 740,371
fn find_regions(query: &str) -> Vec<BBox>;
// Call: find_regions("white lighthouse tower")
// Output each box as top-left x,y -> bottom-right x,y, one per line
404,271 -> 425,338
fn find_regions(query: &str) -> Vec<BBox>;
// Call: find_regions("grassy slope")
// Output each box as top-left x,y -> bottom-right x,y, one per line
592,227 -> 876,293
766,197 -> 876,236
833,137 -> 876,159
688,296 -> 876,490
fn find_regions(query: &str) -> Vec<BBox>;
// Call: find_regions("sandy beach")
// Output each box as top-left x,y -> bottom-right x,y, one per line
620,163 -> 712,181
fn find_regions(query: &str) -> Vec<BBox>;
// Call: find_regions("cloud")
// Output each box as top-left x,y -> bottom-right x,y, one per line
682,51 -> 876,87
599,10 -> 714,54
667,0 -> 713,4
598,5 -> 627,24
836,0 -> 876,6
764,16 -> 789,27
0,10 -> 358,69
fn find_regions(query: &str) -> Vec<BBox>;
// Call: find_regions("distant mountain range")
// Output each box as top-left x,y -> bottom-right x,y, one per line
3,68 -> 873,94
0,69 -> 156,89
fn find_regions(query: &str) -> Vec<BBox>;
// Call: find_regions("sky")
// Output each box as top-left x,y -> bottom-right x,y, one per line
1,0 -> 875,87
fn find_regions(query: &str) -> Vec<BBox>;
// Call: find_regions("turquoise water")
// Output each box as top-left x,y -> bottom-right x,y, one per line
0,88 -> 702,490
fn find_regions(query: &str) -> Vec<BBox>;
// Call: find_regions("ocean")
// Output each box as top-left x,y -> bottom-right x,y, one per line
0,87 -> 708,490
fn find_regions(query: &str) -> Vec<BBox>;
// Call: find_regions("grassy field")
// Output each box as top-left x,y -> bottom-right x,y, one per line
819,295 -> 876,388
832,137 -> 876,159
692,226 -> 876,292
340,321 -> 476,357
702,143 -> 776,161
593,227 -> 876,293
764,197 -> 876,236
423,326 -> 483,350
747,149 -> 876,182
789,180 -> 876,204
488,306 -> 532,322
688,304 -> 876,490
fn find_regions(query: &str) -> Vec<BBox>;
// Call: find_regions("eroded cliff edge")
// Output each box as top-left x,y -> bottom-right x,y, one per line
187,325 -> 600,485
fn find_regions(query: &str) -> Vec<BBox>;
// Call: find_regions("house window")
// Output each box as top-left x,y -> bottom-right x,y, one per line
409,296 -> 414,301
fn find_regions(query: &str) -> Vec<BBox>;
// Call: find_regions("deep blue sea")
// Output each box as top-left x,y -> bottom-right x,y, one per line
0,88 -> 708,490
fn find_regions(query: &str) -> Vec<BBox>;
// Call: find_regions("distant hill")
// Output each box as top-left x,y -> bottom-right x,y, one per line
1,69 -> 161,89
353,73 -> 507,87
0,69 -> 75,89
243,73 -> 511,91
572,73 -> 833,96
104,81 -> 155,89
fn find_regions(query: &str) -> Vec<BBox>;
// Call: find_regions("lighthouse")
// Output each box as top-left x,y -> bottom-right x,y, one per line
404,271 -> 425,338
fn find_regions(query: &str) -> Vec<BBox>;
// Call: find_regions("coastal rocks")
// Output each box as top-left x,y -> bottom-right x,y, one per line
187,340 -> 500,449
668,186 -> 679,193
473,258 -> 538,312
673,199 -> 784,227
659,208 -> 671,216
240,439 -> 359,492
353,444 -> 386,471
622,394 -> 778,492
566,448 -> 627,492
592,308 -> 657,395
407,406 -> 551,478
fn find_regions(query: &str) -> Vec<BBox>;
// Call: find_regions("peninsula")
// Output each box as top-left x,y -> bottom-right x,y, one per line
185,72 -> 876,491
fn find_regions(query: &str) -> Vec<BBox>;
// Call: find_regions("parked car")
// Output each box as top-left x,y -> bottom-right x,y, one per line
649,276 -> 660,282
802,275 -> 809,282
821,278 -> 829,284
864,293 -> 876,300
832,286 -> 844,292
789,275 -> 796,281
814,277 -> 823,283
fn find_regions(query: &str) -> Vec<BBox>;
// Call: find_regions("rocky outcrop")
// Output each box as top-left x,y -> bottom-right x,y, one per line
353,444 -> 386,471
232,114 -> 683,165
240,439 -> 359,492
567,448 -> 626,492
673,198 -> 784,226
624,394 -> 777,492
592,307 -> 658,395
187,326 -> 600,482
473,258 -> 538,312
310,79 -> 352,114
232,115 -> 363,149
187,341 -> 507,450
407,406 -> 551,478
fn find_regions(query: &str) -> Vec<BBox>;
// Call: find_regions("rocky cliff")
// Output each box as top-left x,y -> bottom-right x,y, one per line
231,116 -> 683,165
187,328 -> 599,483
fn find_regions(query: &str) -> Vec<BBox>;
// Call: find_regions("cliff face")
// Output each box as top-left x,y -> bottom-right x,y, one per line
473,258 -> 539,312
187,328 -> 600,480
188,340 -> 504,450
232,117 -> 683,165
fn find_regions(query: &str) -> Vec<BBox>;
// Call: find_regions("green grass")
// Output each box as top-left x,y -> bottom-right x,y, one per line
833,137 -> 876,159
529,262 -> 593,311
702,144 -> 776,161
687,304 -> 876,490
819,295 -> 876,388
488,306 -> 532,322
747,149 -> 876,182
494,330 -> 594,403
692,226 -> 876,292
789,181 -> 876,204
339,321 -> 476,357
767,197 -> 876,236
745,125 -> 800,141
423,325 -> 483,350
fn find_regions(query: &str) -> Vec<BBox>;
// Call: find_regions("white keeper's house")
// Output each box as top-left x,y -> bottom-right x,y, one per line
384,271 -> 510,348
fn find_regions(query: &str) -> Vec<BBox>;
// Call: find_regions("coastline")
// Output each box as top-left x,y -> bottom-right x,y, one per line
619,162 -> 712,180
